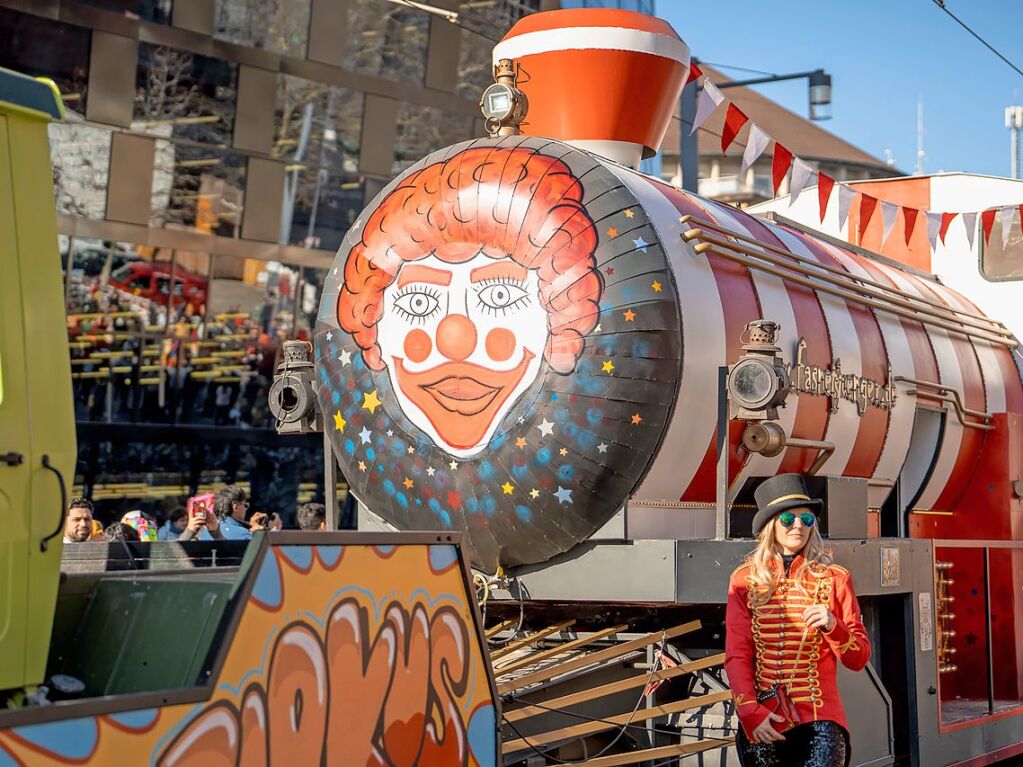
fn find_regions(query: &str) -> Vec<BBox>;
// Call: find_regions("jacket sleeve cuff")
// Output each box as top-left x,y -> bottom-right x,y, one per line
822,617 -> 850,644
737,703 -> 772,737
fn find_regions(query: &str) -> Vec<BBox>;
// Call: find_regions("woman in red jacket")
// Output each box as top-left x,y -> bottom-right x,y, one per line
725,474 -> 871,767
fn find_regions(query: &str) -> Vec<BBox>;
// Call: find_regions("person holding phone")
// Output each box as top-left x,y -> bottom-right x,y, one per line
178,494 -> 225,541
725,474 -> 871,767
211,485 -> 282,541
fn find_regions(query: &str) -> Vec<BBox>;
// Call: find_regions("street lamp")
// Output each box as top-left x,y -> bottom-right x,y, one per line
809,69 -> 832,121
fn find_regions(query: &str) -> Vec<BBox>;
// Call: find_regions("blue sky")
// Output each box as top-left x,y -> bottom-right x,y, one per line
656,1 -> 1023,176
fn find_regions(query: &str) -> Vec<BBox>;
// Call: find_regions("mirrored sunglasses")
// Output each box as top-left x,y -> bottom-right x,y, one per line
777,511 -> 816,529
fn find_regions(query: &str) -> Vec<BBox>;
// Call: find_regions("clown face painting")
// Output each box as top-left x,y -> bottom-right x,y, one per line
336,146 -> 604,458
375,253 -> 548,456
320,137 -> 679,570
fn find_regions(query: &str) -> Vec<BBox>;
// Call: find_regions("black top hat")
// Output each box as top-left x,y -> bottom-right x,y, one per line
752,474 -> 823,535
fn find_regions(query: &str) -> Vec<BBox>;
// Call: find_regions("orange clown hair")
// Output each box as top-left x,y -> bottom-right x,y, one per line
336,146 -> 603,373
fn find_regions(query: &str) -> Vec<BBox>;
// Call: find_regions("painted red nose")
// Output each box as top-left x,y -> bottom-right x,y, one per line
436,314 -> 477,361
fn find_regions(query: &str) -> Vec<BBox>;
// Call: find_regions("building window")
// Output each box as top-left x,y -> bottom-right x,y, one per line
214,0 -> 312,58
345,0 -> 428,84
153,142 -> 247,235
393,103 -> 474,175
0,9 -> 91,113
135,43 -> 238,147
456,5 -> 517,100
49,123 -> 112,220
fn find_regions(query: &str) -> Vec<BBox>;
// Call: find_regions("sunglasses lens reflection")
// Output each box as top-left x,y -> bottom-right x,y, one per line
778,511 -> 816,528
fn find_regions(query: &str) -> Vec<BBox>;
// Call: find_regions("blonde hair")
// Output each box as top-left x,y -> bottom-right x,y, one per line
744,516 -> 832,607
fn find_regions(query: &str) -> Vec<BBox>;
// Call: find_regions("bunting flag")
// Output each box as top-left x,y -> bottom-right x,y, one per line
880,201 -> 899,245
683,63 -> 1023,256
789,158 -> 814,206
904,208 -> 920,246
925,211 -> 942,251
721,103 -> 749,154
741,124 -> 770,176
999,206 -> 1015,249
771,143 -> 793,195
938,212 -> 958,245
691,79 -> 724,135
817,172 -> 835,222
837,184 -> 856,231
962,212 -> 978,251
981,208 -> 997,244
858,193 -> 878,243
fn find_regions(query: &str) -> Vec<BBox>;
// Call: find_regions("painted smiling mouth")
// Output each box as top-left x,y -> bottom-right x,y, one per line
421,375 -> 502,415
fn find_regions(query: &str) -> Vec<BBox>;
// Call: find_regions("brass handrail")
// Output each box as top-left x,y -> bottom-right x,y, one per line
691,241 -> 1016,349
680,214 -> 1010,337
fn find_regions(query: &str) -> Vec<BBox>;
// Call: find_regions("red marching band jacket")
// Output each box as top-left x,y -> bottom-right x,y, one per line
724,555 -> 872,736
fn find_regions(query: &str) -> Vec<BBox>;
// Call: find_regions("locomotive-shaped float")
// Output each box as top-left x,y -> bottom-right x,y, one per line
302,8 -> 1023,765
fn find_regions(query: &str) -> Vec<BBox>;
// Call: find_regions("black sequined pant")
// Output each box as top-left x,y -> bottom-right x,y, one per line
736,720 -> 850,767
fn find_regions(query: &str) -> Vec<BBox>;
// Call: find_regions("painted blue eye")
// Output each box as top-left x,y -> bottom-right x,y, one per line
477,283 -> 527,311
394,291 -> 439,318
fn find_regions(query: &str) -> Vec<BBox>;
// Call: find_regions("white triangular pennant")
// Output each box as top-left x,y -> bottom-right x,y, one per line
925,211 -> 941,251
961,212 -> 978,251
741,124 -> 770,176
837,185 -> 856,231
999,206 -> 1016,249
691,80 -> 725,135
880,201 -> 899,244
789,159 -> 814,206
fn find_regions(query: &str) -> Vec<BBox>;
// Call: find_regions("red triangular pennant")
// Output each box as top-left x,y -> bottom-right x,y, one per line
721,103 -> 749,154
858,194 -> 878,243
938,212 -> 958,244
818,173 -> 835,222
771,143 -> 793,196
982,208 -> 997,244
903,208 -> 920,246
687,61 -> 703,84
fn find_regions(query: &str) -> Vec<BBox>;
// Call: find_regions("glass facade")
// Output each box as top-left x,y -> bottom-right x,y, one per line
0,0 -> 561,523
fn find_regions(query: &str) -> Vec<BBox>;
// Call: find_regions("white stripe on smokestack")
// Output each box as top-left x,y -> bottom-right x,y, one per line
493,26 -> 690,65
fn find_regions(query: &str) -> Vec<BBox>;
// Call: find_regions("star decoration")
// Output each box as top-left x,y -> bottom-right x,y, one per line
537,418 -> 555,438
559,448 -> 568,456
515,437 -> 527,449
606,226 -> 618,237
633,237 -> 649,252
426,466 -> 436,477
326,331 -> 333,341
602,360 -> 615,375
407,445 -> 415,454
333,411 -> 346,431
403,477 -> 413,489
449,460 -> 457,470
517,416 -> 526,424
598,442 -> 608,453
333,266 -> 339,276
605,266 -> 615,277
358,461 -> 367,472
631,413 -> 642,425
623,309 -> 636,322
554,486 -> 573,504
359,427 -> 372,445
338,349 -> 352,366
387,429 -> 394,437
501,481 -> 514,495
353,218 -> 362,229
362,389 -> 382,414
651,280 -> 663,293
529,488 -> 540,499
595,323 -> 602,332
623,208 -> 635,219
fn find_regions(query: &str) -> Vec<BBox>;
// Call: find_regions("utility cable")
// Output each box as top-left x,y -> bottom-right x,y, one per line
931,0 -> 1023,79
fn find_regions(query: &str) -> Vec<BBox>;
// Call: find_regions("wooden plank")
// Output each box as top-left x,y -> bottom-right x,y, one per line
504,652 -> 726,723
498,620 -> 701,694
489,620 -> 574,661
485,618 -> 516,638
503,689 -> 733,754
582,738 -> 732,767
495,624 -> 629,677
